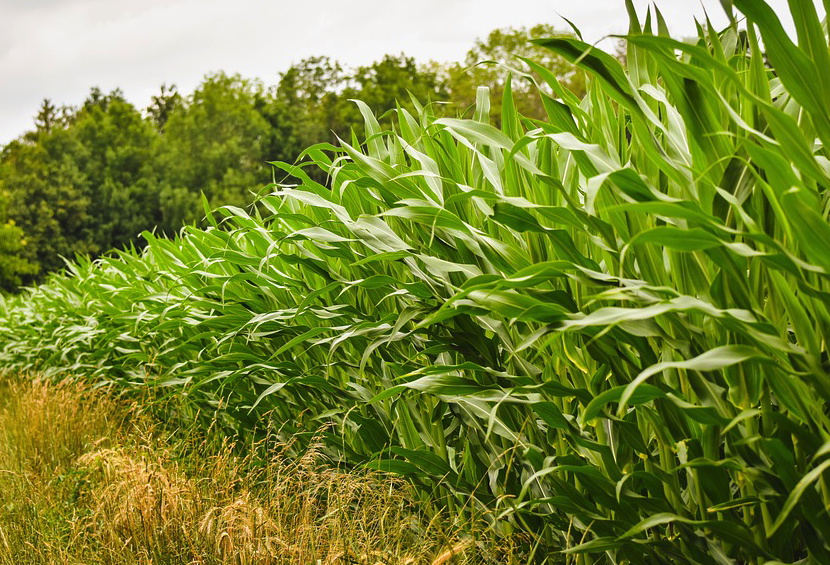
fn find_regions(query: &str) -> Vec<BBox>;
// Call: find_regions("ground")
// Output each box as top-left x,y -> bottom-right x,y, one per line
0,378 -> 514,565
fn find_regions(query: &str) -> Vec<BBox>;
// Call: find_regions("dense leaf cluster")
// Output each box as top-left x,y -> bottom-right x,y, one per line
0,25 -> 581,293
3,1 -> 830,563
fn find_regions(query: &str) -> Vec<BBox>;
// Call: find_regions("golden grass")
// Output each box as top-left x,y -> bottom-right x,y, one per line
0,378 -> 523,564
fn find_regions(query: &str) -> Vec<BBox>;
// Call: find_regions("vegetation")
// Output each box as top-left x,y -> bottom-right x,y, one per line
0,190 -> 36,290
0,378 -> 508,564
3,0 -> 830,563
0,24 -> 581,292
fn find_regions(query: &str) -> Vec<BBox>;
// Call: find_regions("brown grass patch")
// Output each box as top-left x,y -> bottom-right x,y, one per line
0,378 -> 522,564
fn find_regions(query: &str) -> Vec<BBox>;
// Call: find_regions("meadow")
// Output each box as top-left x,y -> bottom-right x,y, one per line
2,0 -> 830,563
0,379 -> 505,564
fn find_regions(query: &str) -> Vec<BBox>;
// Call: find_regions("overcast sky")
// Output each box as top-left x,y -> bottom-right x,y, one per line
0,0 -> 821,145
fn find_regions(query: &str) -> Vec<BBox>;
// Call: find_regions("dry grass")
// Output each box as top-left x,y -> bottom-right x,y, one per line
0,378 -> 523,565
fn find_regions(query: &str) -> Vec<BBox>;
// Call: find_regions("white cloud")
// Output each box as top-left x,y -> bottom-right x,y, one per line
0,0 -> 821,145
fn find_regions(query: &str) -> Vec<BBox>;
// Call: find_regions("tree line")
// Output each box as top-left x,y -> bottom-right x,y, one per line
0,25 -> 585,292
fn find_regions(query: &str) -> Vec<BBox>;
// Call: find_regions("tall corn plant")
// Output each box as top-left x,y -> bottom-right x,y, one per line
3,0 -> 830,562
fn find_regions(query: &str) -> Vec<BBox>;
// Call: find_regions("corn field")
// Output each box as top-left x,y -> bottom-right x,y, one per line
3,1 -> 830,562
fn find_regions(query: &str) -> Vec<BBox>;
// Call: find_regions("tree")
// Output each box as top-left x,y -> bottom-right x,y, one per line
34,99 -> 58,134
82,86 -> 124,113
275,56 -> 346,149
0,24 -> 592,290
275,55 -> 449,157
159,72 -> 272,224
0,87 -> 162,281
71,89 -> 162,250
0,131 -> 94,278
349,54 -> 449,121
443,25 -> 585,123
0,187 -> 37,292
146,83 -> 182,133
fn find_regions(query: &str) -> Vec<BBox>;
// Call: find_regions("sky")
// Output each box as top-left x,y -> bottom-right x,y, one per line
0,0 -> 821,145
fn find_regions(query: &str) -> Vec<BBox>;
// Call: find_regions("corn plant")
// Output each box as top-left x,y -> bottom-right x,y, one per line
2,1 -> 830,563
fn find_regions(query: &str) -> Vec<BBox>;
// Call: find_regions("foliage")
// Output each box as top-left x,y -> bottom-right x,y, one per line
0,189 -> 37,292
443,24 -> 585,123
73,91 -> 164,251
6,2 -> 829,561
0,222 -> 36,292
158,73 -> 274,225
146,83 -> 183,132
273,55 -> 450,153
0,130 -> 94,277
0,26 -> 579,290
